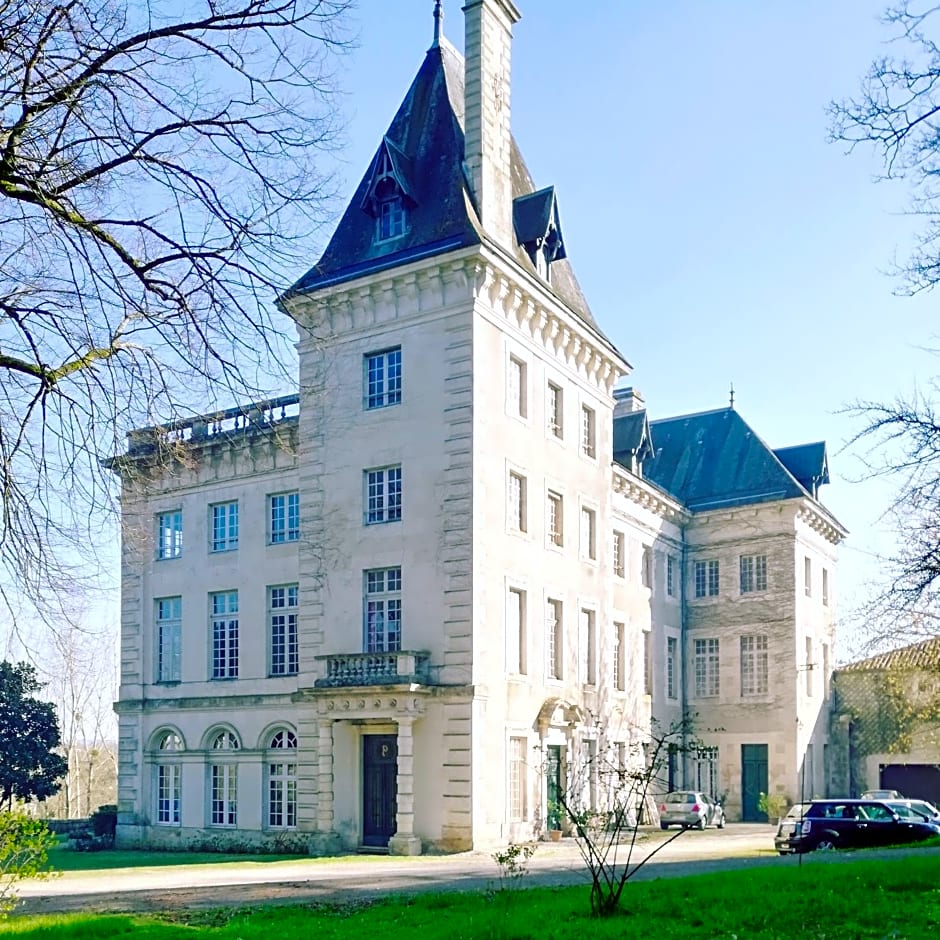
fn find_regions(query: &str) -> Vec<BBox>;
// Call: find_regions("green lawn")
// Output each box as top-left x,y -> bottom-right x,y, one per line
4,853 -> 940,939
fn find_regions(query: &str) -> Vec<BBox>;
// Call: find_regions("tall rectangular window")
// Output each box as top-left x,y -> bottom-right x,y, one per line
693,746 -> 718,797
365,347 -> 402,409
508,472 -> 527,532
211,591 -> 239,679
805,636 -> 814,696
613,622 -> 626,692
581,405 -> 596,458
547,491 -> 564,546
547,382 -> 563,438
508,355 -> 527,418
157,510 -> 182,560
210,763 -> 237,826
822,568 -> 830,606
365,466 -> 402,524
641,546 -> 652,588
506,587 -> 526,675
509,736 -> 527,821
268,760 -> 297,829
580,506 -> 596,561
378,196 -> 405,240
365,567 -> 402,652
210,501 -> 239,552
546,599 -> 563,680
694,638 -> 719,697
666,555 -> 676,597
804,556 -> 812,597
667,636 -> 678,699
612,531 -> 625,577
269,492 -> 300,543
156,596 -> 182,683
643,629 -> 653,695
156,764 -> 181,824
739,554 -> 768,594
579,608 -> 596,686
269,584 -> 299,676
823,642 -> 831,699
694,559 -> 719,597
740,634 -> 769,695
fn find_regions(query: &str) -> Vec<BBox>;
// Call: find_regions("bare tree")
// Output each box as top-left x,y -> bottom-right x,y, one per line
830,2 -> 940,293
844,383 -> 940,646
0,0 -> 351,623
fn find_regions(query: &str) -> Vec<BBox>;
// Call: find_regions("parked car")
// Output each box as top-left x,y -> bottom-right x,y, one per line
886,799 -> 940,824
774,799 -> 940,854
861,789 -> 904,800
659,791 -> 725,830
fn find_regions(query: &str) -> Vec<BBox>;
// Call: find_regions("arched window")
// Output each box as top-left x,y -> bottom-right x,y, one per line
208,730 -> 239,826
155,731 -> 183,825
267,730 -> 297,829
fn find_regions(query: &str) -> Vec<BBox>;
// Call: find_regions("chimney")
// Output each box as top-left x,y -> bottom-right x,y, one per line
463,0 -> 521,250
613,387 -> 645,418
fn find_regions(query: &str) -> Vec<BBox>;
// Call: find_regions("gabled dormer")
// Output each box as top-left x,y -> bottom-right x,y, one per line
613,409 -> 654,478
360,137 -> 417,243
513,185 -> 567,282
773,442 -> 830,500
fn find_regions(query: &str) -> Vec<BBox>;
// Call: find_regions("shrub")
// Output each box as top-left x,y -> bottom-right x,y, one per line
0,812 -> 56,915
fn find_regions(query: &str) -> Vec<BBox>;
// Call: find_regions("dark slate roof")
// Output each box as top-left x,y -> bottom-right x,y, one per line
838,637 -> 940,673
284,39 -> 619,356
613,410 -> 653,464
513,186 -> 567,260
641,408 -> 813,511
773,442 -> 829,496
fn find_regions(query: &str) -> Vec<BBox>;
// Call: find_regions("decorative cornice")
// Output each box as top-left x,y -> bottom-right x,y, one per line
797,498 -> 847,546
611,464 -> 688,523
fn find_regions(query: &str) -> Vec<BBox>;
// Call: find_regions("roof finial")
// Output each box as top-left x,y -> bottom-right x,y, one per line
432,1 -> 443,48
729,382 -> 735,409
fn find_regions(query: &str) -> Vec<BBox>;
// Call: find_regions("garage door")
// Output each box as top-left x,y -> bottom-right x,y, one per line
880,764 -> 940,804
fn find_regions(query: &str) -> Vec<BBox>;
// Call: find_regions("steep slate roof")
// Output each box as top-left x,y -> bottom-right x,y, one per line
640,407 -> 813,512
838,636 -> 940,673
612,410 -> 653,465
773,441 -> 829,497
284,38 -> 618,354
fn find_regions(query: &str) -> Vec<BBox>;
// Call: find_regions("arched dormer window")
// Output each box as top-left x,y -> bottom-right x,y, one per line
361,138 -> 416,243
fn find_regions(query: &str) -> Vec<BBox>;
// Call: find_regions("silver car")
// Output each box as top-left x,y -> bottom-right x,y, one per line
659,790 -> 725,830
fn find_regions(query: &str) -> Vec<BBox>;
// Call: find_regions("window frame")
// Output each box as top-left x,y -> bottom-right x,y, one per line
739,553 -> 768,594
580,404 -> 596,459
579,504 -> 597,562
666,635 -> 678,700
612,531 -> 625,578
506,585 -> 527,676
545,598 -> 563,681
693,559 -> 720,598
666,554 -> 676,597
508,736 -> 527,822
269,491 -> 300,544
157,510 -> 183,560
740,634 -> 769,696
507,354 -> 528,420
156,596 -> 182,683
508,470 -> 527,533
546,489 -> 564,547
365,465 -> 403,525
269,584 -> 299,677
208,730 -> 239,828
209,501 -> 239,553
579,607 -> 596,686
364,567 -> 402,653
613,621 -> 626,692
210,590 -> 239,680
694,637 -> 720,697
267,730 -> 298,830
546,381 -> 564,439
364,347 -> 403,410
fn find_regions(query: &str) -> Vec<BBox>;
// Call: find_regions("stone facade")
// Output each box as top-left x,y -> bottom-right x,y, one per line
108,1 -> 846,854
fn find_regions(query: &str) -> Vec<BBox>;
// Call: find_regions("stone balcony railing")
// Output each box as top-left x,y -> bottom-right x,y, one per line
314,651 -> 432,688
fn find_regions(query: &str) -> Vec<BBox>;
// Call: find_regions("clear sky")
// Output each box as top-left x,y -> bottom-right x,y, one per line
320,0 -> 936,658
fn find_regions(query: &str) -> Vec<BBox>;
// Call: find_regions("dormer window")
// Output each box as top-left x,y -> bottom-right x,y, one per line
513,186 -> 567,284
361,138 -> 415,244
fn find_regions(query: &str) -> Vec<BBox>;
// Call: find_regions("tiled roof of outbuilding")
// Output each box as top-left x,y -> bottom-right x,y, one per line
839,636 -> 940,673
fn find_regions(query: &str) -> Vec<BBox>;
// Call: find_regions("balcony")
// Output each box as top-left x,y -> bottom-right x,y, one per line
314,651 -> 431,688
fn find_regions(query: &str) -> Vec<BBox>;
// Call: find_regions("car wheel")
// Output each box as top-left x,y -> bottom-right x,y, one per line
814,836 -> 838,852
697,814 -> 707,830
717,812 -> 726,829
660,822 -> 669,830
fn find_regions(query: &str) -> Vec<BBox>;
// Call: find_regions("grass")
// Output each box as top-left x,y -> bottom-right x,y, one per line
45,842 -> 303,873
3,853 -> 940,939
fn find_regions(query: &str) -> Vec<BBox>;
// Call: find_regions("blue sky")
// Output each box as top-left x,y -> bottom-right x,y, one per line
327,1 -> 937,657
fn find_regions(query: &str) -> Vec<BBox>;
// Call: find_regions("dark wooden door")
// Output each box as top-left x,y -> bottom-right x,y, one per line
362,734 -> 398,847
741,743 -> 768,821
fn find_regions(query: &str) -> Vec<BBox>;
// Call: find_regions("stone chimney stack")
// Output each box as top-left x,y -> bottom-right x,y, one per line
613,387 -> 646,418
463,0 -> 521,251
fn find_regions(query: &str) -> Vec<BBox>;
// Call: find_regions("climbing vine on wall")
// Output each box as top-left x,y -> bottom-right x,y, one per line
867,670 -> 940,755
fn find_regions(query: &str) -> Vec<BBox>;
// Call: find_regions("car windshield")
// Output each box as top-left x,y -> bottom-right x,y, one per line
784,803 -> 812,819
665,792 -> 696,804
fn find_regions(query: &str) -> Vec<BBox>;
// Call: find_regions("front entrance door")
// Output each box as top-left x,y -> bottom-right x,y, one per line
741,743 -> 768,821
363,734 -> 398,847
